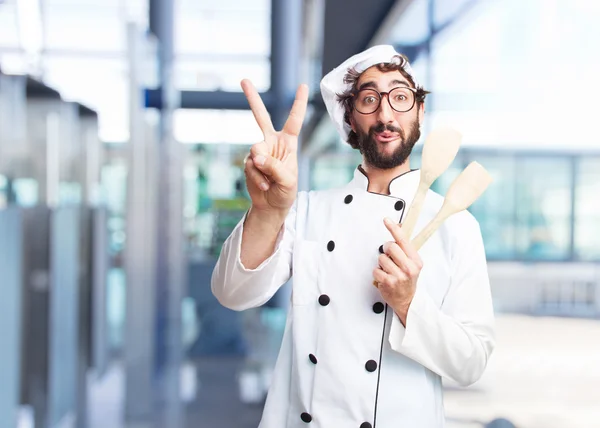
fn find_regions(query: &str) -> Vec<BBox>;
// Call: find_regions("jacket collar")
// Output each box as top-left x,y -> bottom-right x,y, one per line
349,164 -> 421,198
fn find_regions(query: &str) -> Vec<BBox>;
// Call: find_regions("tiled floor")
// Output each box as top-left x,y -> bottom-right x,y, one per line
444,315 -> 600,428
87,357 -> 263,428
86,315 -> 600,428
185,357 -> 264,428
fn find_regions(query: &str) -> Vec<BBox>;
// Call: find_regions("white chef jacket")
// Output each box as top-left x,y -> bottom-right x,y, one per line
212,167 -> 495,428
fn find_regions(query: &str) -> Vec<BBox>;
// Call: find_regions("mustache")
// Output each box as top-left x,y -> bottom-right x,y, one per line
370,122 -> 403,135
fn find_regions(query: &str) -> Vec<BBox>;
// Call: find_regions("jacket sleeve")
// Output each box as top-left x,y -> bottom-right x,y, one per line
388,214 -> 496,387
211,201 -> 297,311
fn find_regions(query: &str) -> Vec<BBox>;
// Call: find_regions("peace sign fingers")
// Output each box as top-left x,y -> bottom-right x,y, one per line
241,79 -> 276,137
240,80 -> 305,215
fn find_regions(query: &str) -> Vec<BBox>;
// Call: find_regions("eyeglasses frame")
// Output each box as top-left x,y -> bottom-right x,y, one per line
352,86 -> 418,115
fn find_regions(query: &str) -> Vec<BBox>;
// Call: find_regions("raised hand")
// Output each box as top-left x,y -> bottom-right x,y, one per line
373,218 -> 424,325
241,79 -> 309,215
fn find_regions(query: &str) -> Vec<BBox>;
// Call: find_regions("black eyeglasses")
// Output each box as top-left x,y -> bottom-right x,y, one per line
353,87 -> 417,115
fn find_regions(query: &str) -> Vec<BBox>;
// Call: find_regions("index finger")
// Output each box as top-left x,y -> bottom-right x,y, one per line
383,217 -> 420,261
241,79 -> 276,136
282,84 -> 309,137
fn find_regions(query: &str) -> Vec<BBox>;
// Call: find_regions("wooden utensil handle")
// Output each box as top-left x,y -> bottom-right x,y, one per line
401,182 -> 429,240
411,207 -> 451,251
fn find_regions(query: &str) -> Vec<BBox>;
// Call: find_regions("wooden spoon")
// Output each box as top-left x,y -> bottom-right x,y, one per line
401,127 -> 462,240
411,161 -> 492,251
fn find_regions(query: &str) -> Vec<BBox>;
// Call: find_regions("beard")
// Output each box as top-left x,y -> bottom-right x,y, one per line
356,119 -> 421,169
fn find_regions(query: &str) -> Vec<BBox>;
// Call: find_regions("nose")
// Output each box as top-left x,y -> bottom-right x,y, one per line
376,93 -> 394,124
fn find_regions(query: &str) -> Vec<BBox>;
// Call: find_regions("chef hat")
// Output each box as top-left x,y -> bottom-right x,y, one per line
320,45 -> 421,143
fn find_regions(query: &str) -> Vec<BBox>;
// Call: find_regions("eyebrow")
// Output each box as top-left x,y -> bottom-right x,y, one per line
358,79 -> 411,91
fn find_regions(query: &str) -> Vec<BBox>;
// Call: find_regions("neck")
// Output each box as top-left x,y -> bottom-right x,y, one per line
361,160 -> 411,195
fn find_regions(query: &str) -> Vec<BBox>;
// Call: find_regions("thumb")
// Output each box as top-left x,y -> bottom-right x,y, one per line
253,154 -> 295,187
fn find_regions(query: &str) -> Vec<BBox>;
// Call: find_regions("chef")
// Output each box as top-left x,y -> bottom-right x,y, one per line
211,45 -> 495,428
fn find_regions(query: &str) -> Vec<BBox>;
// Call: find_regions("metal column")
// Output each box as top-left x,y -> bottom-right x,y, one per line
17,79 -> 84,428
150,0 -> 185,425
269,0 -> 305,305
0,208 -> 23,428
270,0 -> 303,130
271,0 -> 308,192
124,23 -> 157,422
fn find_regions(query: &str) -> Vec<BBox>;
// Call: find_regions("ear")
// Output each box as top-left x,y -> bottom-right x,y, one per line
418,103 -> 425,126
349,113 -> 357,133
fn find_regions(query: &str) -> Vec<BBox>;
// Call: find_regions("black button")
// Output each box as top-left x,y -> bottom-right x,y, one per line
327,241 -> 335,252
318,294 -> 330,306
379,245 -> 384,254
395,200 -> 404,211
372,302 -> 385,314
360,423 -> 373,428
365,360 -> 378,372
301,412 -> 312,423
344,194 -> 353,204
309,354 -> 318,364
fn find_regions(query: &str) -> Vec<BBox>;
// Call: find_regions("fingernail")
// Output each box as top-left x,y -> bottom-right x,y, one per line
383,217 -> 393,225
260,182 -> 269,191
254,155 -> 266,166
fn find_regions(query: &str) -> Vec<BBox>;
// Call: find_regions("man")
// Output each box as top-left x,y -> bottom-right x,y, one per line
212,45 -> 495,428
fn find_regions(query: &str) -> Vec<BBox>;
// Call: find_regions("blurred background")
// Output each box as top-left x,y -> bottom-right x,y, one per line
0,0 -> 599,427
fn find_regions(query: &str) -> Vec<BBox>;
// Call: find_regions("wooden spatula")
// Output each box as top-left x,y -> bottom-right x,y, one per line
401,127 -> 462,240
411,161 -> 492,251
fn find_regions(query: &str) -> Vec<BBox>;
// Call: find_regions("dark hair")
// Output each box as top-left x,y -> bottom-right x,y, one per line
336,54 -> 430,150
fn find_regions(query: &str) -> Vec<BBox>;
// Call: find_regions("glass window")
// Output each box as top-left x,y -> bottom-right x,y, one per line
574,158 -> 600,261
416,152 -> 581,262
426,0 -> 600,151
514,157 -> 572,260
466,155 -> 518,260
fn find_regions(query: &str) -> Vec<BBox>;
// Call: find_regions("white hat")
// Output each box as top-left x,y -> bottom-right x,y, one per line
320,45 -> 420,143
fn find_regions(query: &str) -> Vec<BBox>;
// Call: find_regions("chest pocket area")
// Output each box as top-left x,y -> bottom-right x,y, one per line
292,239 -> 321,306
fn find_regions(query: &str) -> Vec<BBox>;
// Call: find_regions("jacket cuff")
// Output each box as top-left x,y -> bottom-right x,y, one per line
234,211 -> 286,273
388,284 -> 436,353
